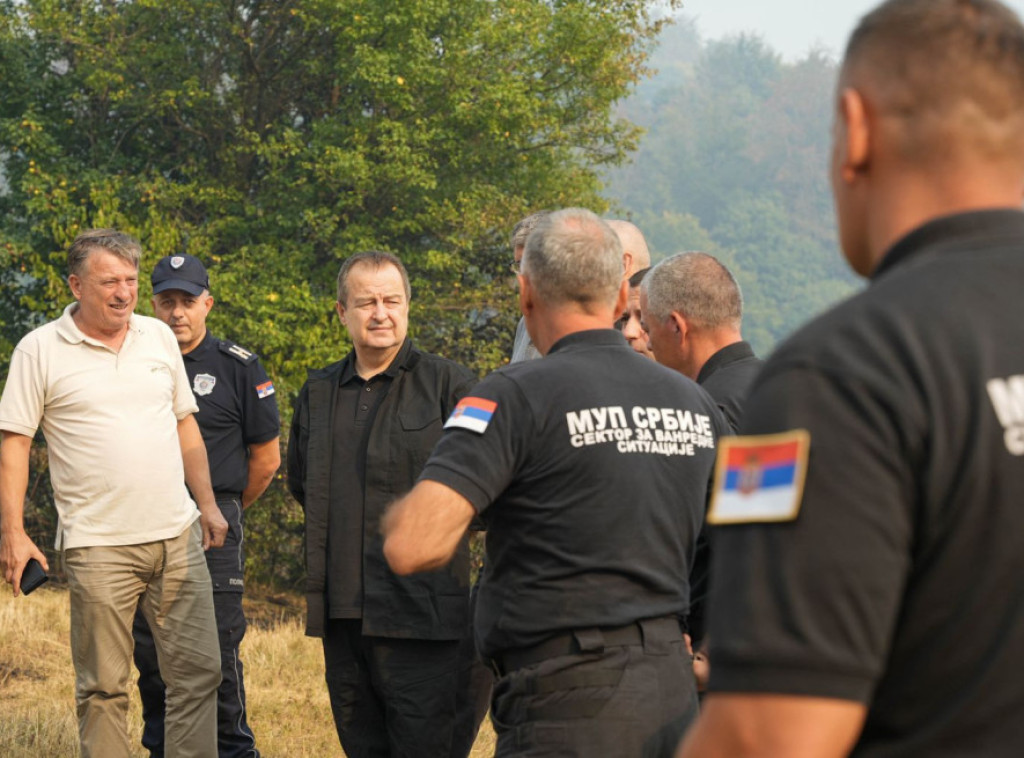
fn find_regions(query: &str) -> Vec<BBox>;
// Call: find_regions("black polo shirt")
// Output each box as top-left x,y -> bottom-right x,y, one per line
705,210 -> 1024,756
696,341 -> 763,433
183,331 -> 280,495
420,329 -> 729,658
326,341 -> 405,619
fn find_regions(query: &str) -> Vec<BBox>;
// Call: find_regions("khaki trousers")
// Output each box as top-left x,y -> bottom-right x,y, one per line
64,520 -> 221,758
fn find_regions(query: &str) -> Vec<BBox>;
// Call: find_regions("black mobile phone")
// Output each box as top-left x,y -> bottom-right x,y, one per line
20,558 -> 49,595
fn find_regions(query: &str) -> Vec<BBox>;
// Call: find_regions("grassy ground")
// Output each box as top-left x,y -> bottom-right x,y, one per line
0,583 -> 496,757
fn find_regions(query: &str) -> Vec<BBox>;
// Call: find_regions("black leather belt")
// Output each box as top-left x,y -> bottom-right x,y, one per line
213,491 -> 242,501
492,615 -> 681,677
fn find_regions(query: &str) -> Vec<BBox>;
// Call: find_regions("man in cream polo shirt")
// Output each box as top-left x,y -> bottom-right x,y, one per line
0,229 -> 227,758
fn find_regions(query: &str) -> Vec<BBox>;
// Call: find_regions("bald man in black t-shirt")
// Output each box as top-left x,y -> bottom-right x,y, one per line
384,208 -> 728,758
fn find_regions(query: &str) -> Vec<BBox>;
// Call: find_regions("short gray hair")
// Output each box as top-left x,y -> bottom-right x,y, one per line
510,210 -> 552,251
643,252 -> 743,331
521,208 -> 623,309
67,229 -> 141,278
337,251 -> 411,305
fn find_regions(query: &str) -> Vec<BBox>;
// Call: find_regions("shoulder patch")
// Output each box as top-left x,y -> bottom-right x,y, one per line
707,429 -> 811,525
255,380 -> 275,399
219,341 -> 257,365
444,397 -> 497,434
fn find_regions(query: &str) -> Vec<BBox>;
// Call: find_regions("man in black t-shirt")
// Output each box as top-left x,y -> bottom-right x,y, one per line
678,2 -> 1024,757
642,252 -> 762,433
384,208 -> 728,758
641,252 -> 762,661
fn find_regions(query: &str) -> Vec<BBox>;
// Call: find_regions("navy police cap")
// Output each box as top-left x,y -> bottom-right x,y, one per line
151,254 -> 210,296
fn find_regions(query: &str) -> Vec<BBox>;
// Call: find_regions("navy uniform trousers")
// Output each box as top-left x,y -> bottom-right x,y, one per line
133,497 -> 258,758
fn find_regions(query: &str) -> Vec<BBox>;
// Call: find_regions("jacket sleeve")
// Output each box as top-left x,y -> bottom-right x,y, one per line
286,382 -> 310,507
444,365 -> 479,417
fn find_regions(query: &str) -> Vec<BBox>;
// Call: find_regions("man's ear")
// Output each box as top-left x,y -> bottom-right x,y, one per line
669,311 -> 689,347
621,251 -> 634,279
614,278 -> 628,321
68,274 -> 82,300
837,87 -> 870,184
518,274 -> 534,317
334,301 -> 346,324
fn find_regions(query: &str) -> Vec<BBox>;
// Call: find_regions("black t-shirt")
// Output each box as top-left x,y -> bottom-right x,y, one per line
420,329 -> 729,658
183,332 -> 280,495
696,341 -> 763,433
705,210 -> 1024,757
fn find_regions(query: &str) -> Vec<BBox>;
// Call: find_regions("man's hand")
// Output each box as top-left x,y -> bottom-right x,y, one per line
0,431 -> 46,596
693,649 -> 710,692
683,633 -> 710,692
197,504 -> 228,550
0,529 -> 48,597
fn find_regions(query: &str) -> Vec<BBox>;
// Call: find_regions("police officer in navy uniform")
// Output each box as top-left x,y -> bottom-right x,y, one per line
134,254 -> 281,758
383,208 -> 729,758
678,2 -> 1024,757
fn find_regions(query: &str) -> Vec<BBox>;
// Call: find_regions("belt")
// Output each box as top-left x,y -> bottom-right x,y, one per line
213,491 -> 242,501
491,615 -> 681,677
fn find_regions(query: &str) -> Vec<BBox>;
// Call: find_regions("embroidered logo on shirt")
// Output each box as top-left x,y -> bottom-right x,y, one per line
707,429 -> 810,525
256,380 -> 275,399
193,373 -> 216,396
444,397 -> 498,434
987,374 -> 1024,455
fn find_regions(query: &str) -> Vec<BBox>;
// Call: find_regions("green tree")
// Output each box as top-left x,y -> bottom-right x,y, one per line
0,0 -> 678,588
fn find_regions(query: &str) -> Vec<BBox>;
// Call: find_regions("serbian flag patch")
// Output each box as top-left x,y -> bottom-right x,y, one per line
707,429 -> 810,525
444,397 -> 497,434
256,380 -> 275,399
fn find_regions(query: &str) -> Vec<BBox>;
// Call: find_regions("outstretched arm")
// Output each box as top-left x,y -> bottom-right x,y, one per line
676,693 -> 866,758
382,480 -> 476,575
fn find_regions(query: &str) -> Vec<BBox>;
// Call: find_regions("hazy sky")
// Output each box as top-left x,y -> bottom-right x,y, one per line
682,0 -> 1024,61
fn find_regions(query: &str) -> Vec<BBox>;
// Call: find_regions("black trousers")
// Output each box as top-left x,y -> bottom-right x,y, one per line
489,617 -> 698,758
133,498 -> 258,758
322,619 -> 463,758
450,581 -> 494,758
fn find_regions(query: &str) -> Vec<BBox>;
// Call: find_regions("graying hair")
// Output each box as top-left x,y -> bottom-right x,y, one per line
643,252 -> 743,331
521,208 -> 623,309
67,229 -> 141,278
510,210 -> 552,251
337,251 -> 411,305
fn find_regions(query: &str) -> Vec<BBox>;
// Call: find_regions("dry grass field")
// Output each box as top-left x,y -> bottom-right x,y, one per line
0,584 -> 496,757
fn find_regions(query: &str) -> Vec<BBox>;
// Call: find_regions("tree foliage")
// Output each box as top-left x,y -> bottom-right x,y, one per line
0,0 -> 676,587
605,20 -> 859,357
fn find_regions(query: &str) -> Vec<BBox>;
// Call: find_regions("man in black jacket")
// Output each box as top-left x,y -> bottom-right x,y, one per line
287,251 -> 477,758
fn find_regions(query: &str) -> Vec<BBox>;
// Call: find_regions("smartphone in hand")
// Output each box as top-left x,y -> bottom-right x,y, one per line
20,558 -> 48,595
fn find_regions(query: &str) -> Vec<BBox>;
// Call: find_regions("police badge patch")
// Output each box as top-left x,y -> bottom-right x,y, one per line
170,255 -> 185,269
193,373 -> 217,396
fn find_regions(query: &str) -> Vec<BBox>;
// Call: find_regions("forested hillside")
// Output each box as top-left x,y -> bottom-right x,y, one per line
605,19 -> 861,356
